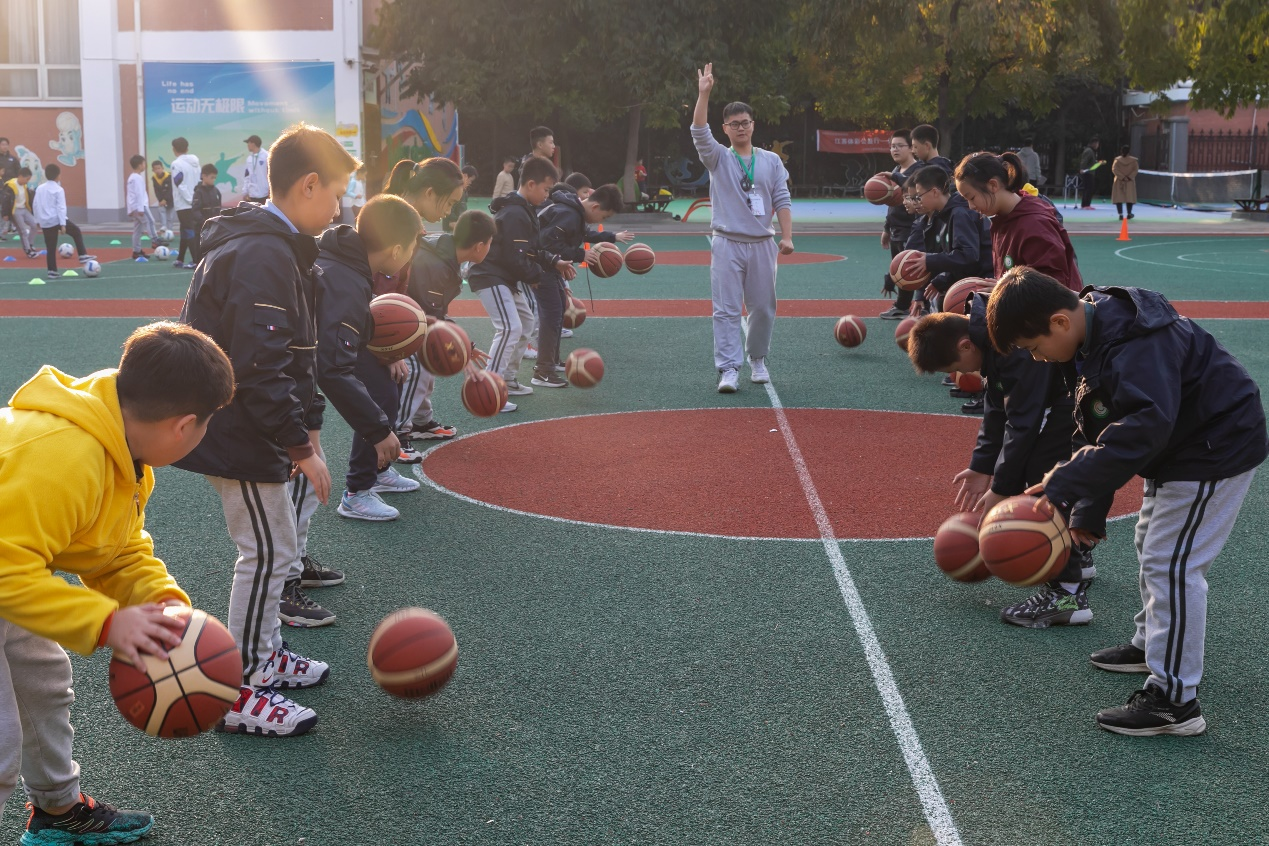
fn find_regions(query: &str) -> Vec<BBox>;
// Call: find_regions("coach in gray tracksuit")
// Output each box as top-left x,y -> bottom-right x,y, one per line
692,62 -> 794,393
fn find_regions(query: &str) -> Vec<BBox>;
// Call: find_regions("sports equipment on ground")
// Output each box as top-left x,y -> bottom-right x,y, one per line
933,512 -> 990,582
462,370 -> 509,417
864,173 -> 901,205
1095,687 -> 1206,737
624,243 -> 655,274
368,294 -> 428,363
565,348 -> 604,387
564,294 -> 587,329
978,495 -> 1072,586
57,243 -> 74,258
894,316 -> 916,352
942,277 -> 995,315
1000,582 -> 1092,628
834,315 -> 866,348
420,320 -> 470,376
368,608 -> 458,698
888,250 -> 929,291
83,260 -> 101,277
161,228 -> 174,242
153,245 -> 171,259
108,607 -> 241,738
587,243 -> 623,278
954,371 -> 985,392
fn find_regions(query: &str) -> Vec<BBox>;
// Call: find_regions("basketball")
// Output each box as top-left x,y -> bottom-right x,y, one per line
888,249 -> 929,291
933,512 -> 991,582
368,293 -> 428,363
367,608 -> 458,699
153,245 -> 171,259
978,496 -> 1072,586
83,260 -> 101,277
942,277 -> 995,315
461,369 -> 508,417
895,316 -> 916,351
587,243 -> 624,278
624,243 -> 656,274
864,173 -> 900,205
563,294 -> 587,330
834,315 -> 866,348
565,348 -> 604,387
420,320 -> 470,377
954,371 -> 985,392
57,243 -> 74,258
108,607 -> 242,738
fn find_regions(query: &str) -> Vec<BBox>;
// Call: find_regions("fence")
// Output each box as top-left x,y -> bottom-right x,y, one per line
1140,125 -> 1269,173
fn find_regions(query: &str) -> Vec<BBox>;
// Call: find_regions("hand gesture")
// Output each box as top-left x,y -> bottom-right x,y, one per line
698,62 -> 715,94
107,603 -> 188,666
615,231 -> 634,244
880,231 -> 890,249
952,469 -> 992,512
556,259 -> 577,281
374,431 -> 401,470
388,359 -> 409,384
470,344 -> 490,367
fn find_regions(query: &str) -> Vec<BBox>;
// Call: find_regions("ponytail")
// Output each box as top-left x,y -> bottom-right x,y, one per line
383,157 -> 464,200
954,151 -> 1027,193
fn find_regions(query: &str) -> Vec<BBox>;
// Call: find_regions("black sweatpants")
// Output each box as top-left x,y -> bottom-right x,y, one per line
176,208 -> 197,263
346,348 -> 400,494
41,223 -> 87,273
532,275 -> 568,374
889,235 -> 913,311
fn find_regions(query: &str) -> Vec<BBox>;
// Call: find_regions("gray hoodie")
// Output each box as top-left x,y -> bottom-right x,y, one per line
692,124 -> 791,243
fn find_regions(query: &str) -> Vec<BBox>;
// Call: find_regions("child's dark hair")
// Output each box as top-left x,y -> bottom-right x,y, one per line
200,163 -> 218,177
171,137 -> 189,154
589,184 -> 624,213
503,155 -> 517,165
912,124 -> 939,148
723,102 -> 754,121
384,157 -> 463,200
907,312 -> 971,374
454,210 -> 497,250
530,126 -> 554,147
356,193 -> 423,252
45,163 -> 60,180
268,123 -> 360,196
910,164 -> 951,193
985,266 -> 1080,354
129,154 -> 145,169
520,156 -> 559,185
892,129 -> 912,145
564,172 -> 591,191
117,321 -> 234,423
18,166 -> 31,177
461,164 -> 478,179
954,151 -> 1027,193
151,160 -> 163,168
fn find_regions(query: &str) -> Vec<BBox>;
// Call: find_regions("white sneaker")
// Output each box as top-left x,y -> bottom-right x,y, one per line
505,378 -> 534,396
500,400 -> 518,413
717,368 -> 740,393
371,466 -> 420,494
271,642 -> 330,690
560,327 -> 574,338
523,345 -> 538,360
336,489 -> 399,521
216,686 -> 318,737
750,357 -> 770,384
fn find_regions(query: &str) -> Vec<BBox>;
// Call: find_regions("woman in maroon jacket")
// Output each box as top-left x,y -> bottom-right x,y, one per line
953,152 -> 1083,291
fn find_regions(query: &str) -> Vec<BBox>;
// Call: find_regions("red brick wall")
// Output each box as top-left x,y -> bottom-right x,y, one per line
118,0 -> 333,31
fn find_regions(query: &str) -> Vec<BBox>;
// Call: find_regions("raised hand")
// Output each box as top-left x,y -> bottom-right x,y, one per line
698,62 -> 714,94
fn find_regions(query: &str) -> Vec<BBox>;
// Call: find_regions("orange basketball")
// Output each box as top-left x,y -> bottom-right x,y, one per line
954,371 -> 985,392
942,277 -> 995,315
586,243 -> 624,278
108,607 -> 242,738
623,243 -> 656,274
864,173 -> 901,205
895,316 -> 916,352
834,315 -> 866,348
888,250 -> 929,291
563,294 -> 587,330
461,369 -> 508,417
933,512 -> 991,582
368,294 -> 428,363
368,608 -> 458,698
979,496 -> 1072,586
565,348 -> 604,387
420,320 -> 471,377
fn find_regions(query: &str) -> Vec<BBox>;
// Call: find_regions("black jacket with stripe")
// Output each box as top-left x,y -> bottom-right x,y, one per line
903,192 -> 992,294
407,233 -> 462,320
313,226 -> 392,445
538,185 -> 616,265
468,192 -> 560,293
175,204 -> 321,483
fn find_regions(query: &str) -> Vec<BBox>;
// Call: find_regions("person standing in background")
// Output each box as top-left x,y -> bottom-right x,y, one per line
342,166 -> 366,225
242,134 -> 269,204
492,157 -> 516,198
1017,138 -> 1042,188
1078,137 -> 1101,210
1112,146 -> 1138,221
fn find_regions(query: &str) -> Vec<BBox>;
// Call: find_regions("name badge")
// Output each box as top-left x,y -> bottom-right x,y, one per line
747,190 -> 765,217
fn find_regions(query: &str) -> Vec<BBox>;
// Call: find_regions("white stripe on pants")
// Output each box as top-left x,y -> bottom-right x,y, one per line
477,284 -> 535,382
710,236 -> 778,371
0,619 -> 80,813
1132,469 -> 1256,704
395,354 -> 436,432
287,444 -> 324,569
207,476 -> 299,687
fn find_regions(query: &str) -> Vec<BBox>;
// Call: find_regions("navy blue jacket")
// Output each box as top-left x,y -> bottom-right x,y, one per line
884,160 -> 921,240
407,233 -> 462,320
538,185 -> 616,264
904,192 -> 992,293
1045,287 -> 1268,525
468,192 -> 560,293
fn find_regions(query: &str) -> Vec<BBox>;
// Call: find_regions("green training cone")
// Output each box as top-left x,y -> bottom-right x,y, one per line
61,270 -> 78,277
109,239 -> 122,245
28,278 -> 45,285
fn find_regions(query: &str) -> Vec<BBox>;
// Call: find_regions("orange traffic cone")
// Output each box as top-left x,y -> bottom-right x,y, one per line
1117,217 -> 1131,242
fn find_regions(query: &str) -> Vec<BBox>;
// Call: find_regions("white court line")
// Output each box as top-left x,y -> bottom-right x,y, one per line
1114,239 -> 1269,278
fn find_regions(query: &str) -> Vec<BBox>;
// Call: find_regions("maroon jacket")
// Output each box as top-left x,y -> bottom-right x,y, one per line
989,193 -> 1082,291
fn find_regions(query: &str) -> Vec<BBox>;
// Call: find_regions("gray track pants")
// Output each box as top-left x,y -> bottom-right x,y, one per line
395,354 -> 436,433
1131,469 -> 1256,704
478,284 -> 534,383
710,235 -> 778,372
286,443 -> 324,564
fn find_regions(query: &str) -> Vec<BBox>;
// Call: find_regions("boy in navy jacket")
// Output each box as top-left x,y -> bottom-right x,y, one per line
987,268 -> 1268,736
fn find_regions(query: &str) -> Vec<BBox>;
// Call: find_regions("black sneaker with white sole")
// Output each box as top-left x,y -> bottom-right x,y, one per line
531,372 -> 568,388
299,554 -> 345,587
278,579 -> 336,627
1000,581 -> 1092,628
1090,643 -> 1148,673
1095,686 -> 1206,736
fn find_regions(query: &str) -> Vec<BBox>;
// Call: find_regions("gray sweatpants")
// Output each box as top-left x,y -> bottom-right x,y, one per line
0,619 -> 80,813
710,236 -> 778,372
130,210 -> 157,252
286,443 -> 324,566
477,284 -> 535,382
1131,469 -> 1256,704
395,354 -> 436,433
12,208 -> 35,254
207,476 -> 300,687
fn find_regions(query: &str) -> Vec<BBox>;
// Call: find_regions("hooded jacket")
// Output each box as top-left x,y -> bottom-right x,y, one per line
903,192 -> 992,293
407,232 -> 463,319
314,226 -> 392,445
468,192 -> 560,293
0,368 -> 189,655
989,193 -> 1082,291
884,160 -> 921,240
1045,287 -> 1268,527
538,184 -> 617,264
176,204 -> 321,482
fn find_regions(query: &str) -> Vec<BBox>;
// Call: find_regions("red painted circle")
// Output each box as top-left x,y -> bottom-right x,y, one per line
422,409 -> 1142,540
654,251 -> 843,266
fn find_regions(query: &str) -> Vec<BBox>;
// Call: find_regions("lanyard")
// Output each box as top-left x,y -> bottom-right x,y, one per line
731,149 -> 755,189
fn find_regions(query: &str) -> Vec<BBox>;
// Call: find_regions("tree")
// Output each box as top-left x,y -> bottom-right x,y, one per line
375,0 -> 795,203
1120,0 -> 1269,116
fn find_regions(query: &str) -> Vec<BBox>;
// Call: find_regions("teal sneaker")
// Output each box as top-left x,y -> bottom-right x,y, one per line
22,794 -> 153,845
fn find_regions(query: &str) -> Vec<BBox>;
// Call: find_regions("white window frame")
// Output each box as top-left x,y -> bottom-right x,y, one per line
0,0 -> 81,100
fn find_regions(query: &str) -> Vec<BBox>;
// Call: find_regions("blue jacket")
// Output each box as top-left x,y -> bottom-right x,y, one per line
904,192 -> 992,293
538,185 -> 616,264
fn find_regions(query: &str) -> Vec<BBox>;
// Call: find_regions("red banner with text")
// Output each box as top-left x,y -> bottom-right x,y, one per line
816,130 -> 892,154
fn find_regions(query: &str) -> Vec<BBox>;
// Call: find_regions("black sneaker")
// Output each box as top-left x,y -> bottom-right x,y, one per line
531,372 -> 568,388
278,579 -> 336,627
1000,581 -> 1092,628
878,306 -> 906,320
299,554 -> 345,588
1096,686 -> 1206,736
961,397 -> 984,415
949,389 -> 976,399
1090,643 -> 1148,673
410,420 -> 457,440
23,794 -> 153,845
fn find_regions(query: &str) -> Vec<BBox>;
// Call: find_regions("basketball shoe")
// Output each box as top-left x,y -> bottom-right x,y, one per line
23,795 -> 153,846
271,642 -> 330,689
1096,687 -> 1206,737
999,581 -> 1091,628
216,686 -> 318,737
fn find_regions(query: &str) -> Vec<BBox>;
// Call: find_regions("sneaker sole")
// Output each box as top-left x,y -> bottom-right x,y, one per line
410,432 -> 455,440
20,819 -> 155,846
336,504 -> 398,521
506,389 -> 534,396
1000,608 -> 1093,629
1096,714 -> 1206,737
750,375 -> 770,384
530,380 -> 568,388
215,712 -> 319,738
274,666 -> 331,689
300,575 -> 346,588
370,484 -> 420,494
718,383 -> 738,394
395,455 -> 424,465
1090,659 -> 1149,673
279,613 -> 337,628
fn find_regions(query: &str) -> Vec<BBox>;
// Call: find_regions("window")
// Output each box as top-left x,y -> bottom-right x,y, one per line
0,0 -> 80,99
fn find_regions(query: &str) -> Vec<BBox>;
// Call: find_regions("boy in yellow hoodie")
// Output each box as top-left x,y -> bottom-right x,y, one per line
0,321 -> 234,845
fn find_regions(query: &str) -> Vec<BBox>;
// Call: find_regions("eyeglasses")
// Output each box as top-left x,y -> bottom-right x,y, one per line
905,187 -> 936,204
724,120 -> 753,130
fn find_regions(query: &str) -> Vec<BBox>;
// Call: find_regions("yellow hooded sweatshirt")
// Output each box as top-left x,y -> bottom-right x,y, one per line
0,366 -> 189,655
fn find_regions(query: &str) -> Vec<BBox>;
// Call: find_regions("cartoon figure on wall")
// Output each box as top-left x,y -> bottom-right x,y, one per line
49,112 -> 84,166
15,146 -> 45,188
212,151 -> 242,194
